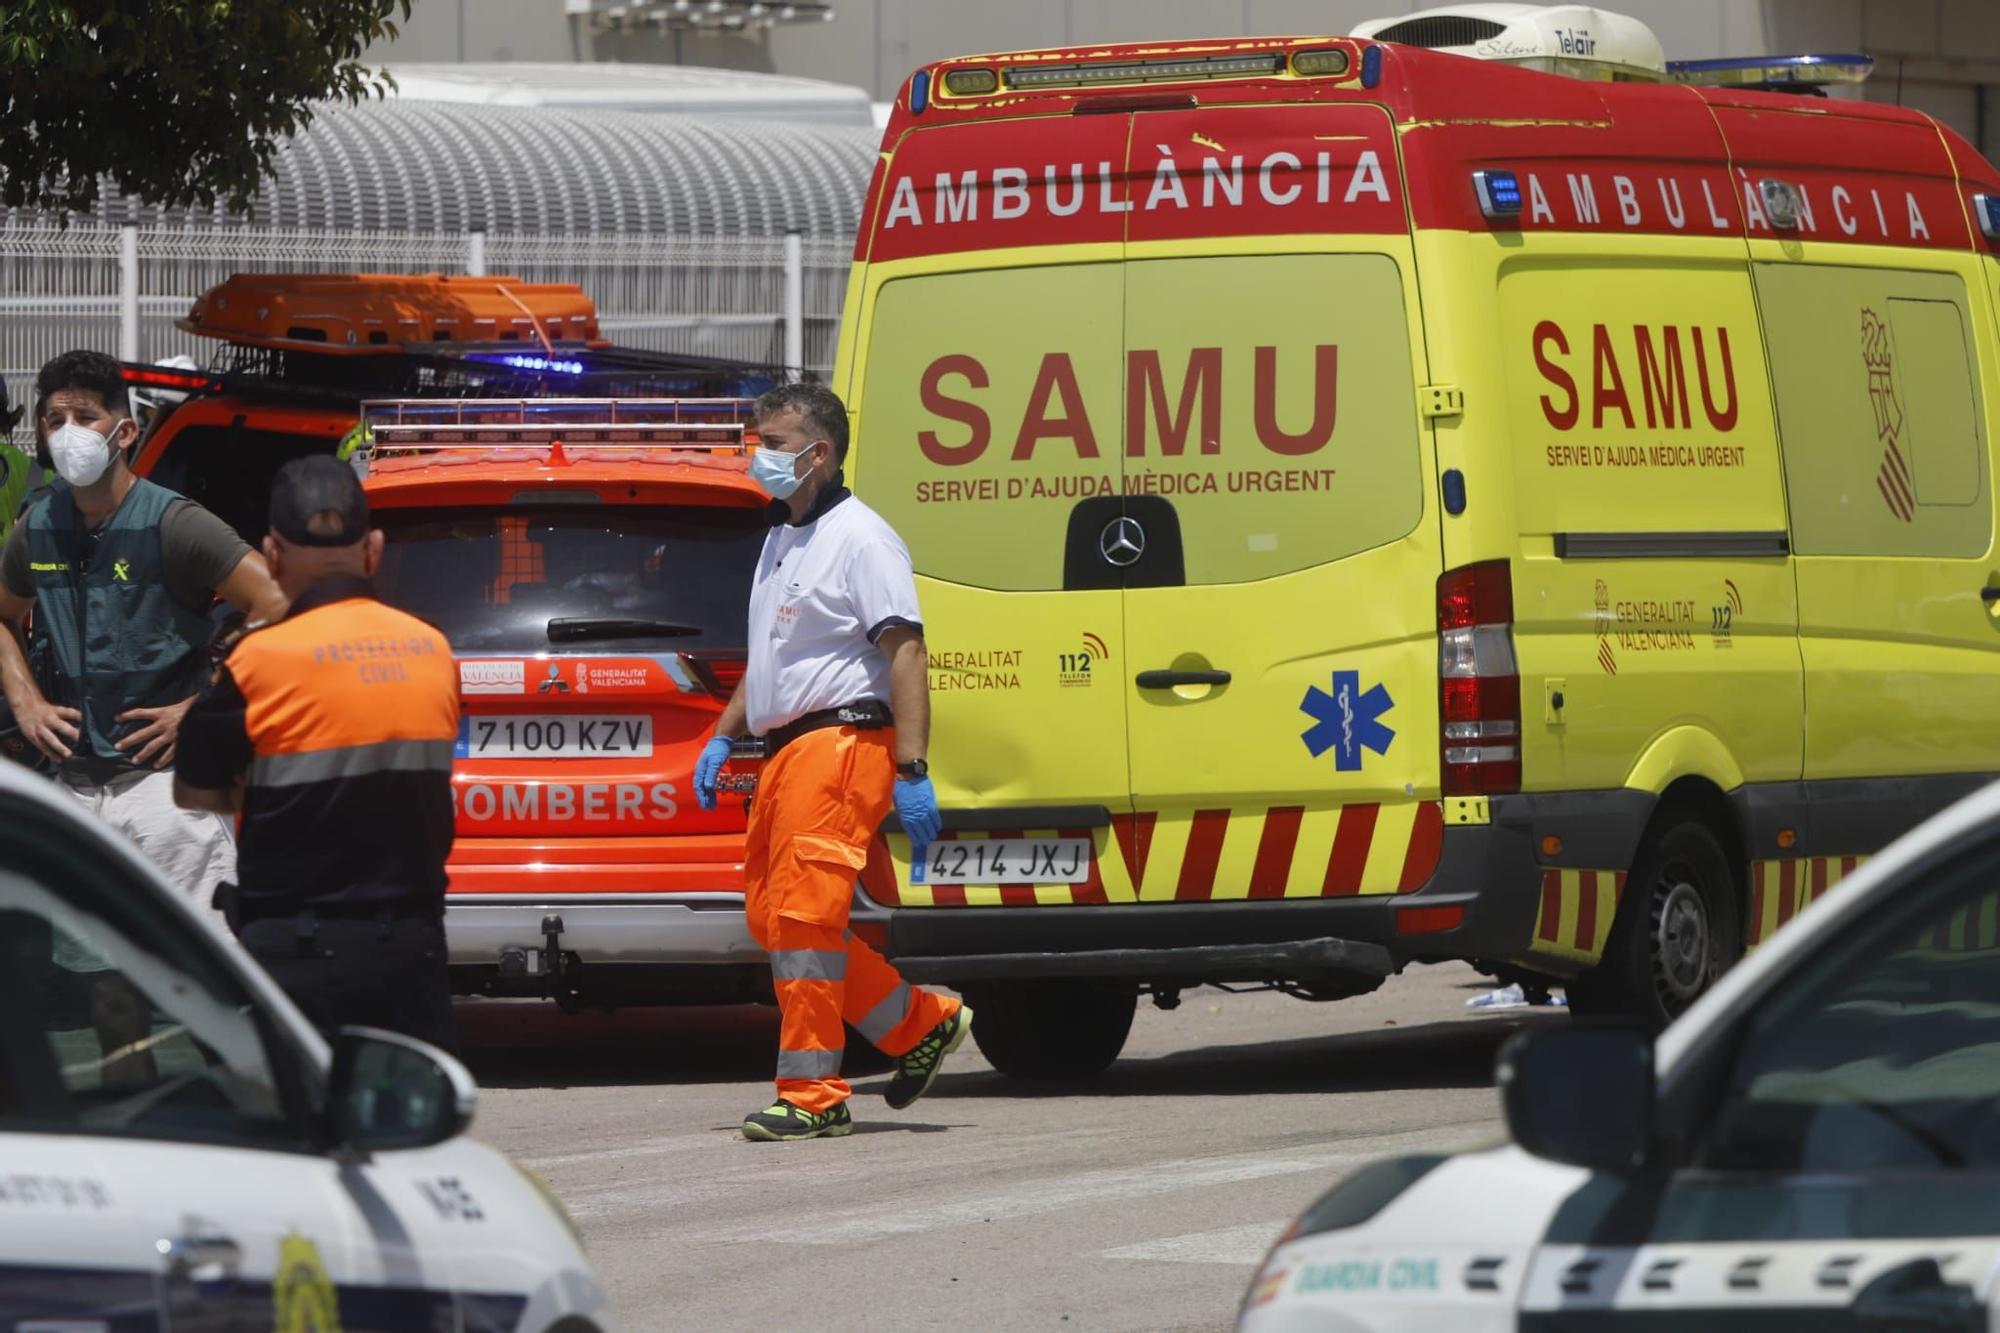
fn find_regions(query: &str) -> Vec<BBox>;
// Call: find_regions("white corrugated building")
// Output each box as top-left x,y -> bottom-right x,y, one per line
0,66 -> 881,397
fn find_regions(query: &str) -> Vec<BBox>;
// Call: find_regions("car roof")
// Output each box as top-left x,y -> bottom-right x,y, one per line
0,761 -> 331,1072
1656,777 -> 2000,1073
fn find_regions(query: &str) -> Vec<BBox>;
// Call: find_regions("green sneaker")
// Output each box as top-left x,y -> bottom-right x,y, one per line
741,1099 -> 853,1142
884,1005 -> 972,1110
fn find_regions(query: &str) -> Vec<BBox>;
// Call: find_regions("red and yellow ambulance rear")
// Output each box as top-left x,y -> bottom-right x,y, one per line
836,41 -> 1464,1077
834,31 -> 2000,1076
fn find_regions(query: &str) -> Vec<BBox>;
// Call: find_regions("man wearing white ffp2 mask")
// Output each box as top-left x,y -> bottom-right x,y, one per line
0,350 -> 288,955
46,416 -> 119,487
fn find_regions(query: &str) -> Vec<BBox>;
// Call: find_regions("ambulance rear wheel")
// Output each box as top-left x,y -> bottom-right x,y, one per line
1567,814 -> 1741,1029
960,980 -> 1136,1079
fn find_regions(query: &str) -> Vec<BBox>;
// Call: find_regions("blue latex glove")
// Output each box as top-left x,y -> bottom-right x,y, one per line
694,735 -> 733,811
894,775 -> 941,859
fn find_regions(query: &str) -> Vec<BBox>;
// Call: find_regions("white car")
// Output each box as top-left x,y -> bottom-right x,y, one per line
0,760 -> 613,1331
1243,782 -> 2000,1331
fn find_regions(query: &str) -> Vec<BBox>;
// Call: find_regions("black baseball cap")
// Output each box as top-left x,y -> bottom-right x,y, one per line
268,454 -> 370,547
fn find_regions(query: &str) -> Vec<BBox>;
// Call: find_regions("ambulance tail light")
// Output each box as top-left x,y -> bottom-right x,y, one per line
1437,561 -> 1520,796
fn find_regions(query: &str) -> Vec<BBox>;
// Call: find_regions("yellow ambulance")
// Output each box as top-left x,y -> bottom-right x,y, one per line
832,6 -> 2000,1075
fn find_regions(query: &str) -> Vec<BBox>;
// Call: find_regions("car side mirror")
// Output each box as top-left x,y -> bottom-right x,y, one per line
326,1026 -> 477,1154
1497,1023 -> 1655,1173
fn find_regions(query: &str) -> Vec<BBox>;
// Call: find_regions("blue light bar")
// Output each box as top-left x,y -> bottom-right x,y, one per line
1667,54 -> 1873,88
911,70 -> 931,115
1472,170 -> 1522,220
467,352 -> 587,376
1975,195 -> 2000,242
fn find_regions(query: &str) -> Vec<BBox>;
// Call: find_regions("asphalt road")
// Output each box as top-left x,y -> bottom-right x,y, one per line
460,962 -> 1563,1333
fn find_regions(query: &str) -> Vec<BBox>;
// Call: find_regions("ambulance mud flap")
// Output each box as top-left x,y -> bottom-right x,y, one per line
891,935 -> 1395,994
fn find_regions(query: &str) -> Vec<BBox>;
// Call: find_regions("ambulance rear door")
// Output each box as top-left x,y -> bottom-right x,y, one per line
849,110 -> 1138,904
1117,104 -> 1445,904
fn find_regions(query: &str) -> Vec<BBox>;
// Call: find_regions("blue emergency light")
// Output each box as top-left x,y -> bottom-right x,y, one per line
910,70 -> 931,115
492,353 -> 586,376
1360,44 -> 1383,88
1975,194 -> 2000,243
1666,54 -> 1874,89
1472,170 -> 1523,220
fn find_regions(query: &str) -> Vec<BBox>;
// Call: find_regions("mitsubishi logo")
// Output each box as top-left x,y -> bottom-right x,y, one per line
1099,516 -> 1146,568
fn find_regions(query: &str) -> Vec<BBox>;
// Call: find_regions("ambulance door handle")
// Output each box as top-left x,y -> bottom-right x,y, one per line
1979,584 -> 2000,603
1136,669 -> 1231,689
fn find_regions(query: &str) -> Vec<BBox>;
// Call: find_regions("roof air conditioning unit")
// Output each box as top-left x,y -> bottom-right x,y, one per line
1351,4 -> 1668,81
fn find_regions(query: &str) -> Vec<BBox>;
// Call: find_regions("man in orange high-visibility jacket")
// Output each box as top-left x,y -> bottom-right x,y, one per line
174,455 -> 461,1052
696,383 -> 969,1142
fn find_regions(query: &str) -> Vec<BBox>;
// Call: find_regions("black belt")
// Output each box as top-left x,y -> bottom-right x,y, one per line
761,700 -> 893,756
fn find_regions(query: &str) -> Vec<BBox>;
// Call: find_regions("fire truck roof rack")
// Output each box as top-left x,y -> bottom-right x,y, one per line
142,271 -> 787,405
180,273 -> 603,354
358,397 -> 759,468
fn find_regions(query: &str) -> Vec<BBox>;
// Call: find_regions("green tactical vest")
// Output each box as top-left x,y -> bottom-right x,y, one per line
24,479 -> 216,779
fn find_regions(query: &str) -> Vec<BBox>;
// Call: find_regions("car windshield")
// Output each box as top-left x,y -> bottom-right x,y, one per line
1,816 -> 300,1148
373,505 -> 765,653
1702,855 -> 2000,1172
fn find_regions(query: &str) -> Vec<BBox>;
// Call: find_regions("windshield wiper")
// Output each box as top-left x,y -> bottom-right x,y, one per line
547,617 -> 704,643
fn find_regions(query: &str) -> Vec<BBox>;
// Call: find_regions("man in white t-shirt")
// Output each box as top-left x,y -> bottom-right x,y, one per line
696,384 -> 971,1142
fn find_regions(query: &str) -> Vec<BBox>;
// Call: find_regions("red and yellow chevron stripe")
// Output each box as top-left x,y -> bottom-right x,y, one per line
1525,868 -> 1625,966
861,801 -> 1445,907
1912,893 -> 2000,954
1747,856 -> 1864,947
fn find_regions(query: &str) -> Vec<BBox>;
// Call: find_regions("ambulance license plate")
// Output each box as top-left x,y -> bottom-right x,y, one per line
461,715 -> 653,759
912,837 -> 1091,885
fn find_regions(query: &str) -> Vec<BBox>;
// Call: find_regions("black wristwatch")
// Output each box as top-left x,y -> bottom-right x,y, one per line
897,758 -> 929,780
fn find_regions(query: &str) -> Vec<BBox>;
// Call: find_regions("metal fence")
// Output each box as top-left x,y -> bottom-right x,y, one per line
0,222 -> 856,413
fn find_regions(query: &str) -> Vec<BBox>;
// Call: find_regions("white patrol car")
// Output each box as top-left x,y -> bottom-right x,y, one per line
0,760 -> 613,1331
1242,781 -> 2000,1331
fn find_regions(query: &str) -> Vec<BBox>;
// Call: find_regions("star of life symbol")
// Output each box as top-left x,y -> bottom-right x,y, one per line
1300,670 -> 1395,770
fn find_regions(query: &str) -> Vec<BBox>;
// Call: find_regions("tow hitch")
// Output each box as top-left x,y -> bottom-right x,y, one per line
495,912 -> 584,1009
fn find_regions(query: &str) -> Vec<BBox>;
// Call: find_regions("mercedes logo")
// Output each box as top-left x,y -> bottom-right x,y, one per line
1099,516 -> 1146,567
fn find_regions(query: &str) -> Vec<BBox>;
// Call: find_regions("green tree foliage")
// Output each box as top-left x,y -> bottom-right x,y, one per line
0,1 -> 412,214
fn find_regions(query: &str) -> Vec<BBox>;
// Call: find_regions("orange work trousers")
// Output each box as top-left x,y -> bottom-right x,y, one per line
743,724 -> 959,1113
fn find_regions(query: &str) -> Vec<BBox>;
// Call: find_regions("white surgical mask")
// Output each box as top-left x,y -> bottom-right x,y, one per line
750,444 -> 811,500
47,421 -> 118,487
